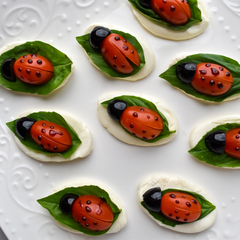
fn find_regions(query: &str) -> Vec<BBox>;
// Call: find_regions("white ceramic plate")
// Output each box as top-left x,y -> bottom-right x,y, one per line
1,0 -> 240,239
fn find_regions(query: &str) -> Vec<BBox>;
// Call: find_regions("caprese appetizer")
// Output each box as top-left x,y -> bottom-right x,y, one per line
138,174 -> 216,233
37,179 -> 127,236
76,24 -> 154,81
189,115 -> 240,168
6,110 -> 93,162
128,0 -> 209,40
97,92 -> 178,146
160,53 -> 240,103
0,40 -> 73,95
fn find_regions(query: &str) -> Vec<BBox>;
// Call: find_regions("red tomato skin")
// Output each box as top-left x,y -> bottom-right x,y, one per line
13,54 -> 54,85
160,191 -> 202,222
225,128 -> 240,159
71,195 -> 114,231
100,33 -> 140,74
120,106 -> 163,140
30,120 -> 72,153
151,0 -> 191,25
191,63 -> 233,96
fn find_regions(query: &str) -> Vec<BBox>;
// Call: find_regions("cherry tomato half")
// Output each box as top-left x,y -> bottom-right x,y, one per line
224,128 -> 240,159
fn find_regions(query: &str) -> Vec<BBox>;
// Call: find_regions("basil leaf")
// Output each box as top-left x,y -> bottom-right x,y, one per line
160,53 -> 240,102
37,185 -> 122,236
6,111 -> 81,159
128,0 -> 202,31
0,41 -> 72,95
141,188 -> 215,227
189,123 -> 240,168
101,95 -> 176,143
76,29 -> 145,78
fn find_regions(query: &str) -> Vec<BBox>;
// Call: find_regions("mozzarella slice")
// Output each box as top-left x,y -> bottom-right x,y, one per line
52,178 -> 127,234
12,109 -> 93,162
97,91 -> 178,146
190,115 -> 240,169
82,23 -> 155,81
138,173 -> 216,233
129,0 -> 209,40
0,40 -> 74,94
166,52 -> 240,103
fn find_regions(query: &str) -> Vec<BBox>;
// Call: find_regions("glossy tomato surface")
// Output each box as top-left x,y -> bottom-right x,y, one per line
191,63 -> 233,96
13,54 -> 54,85
100,33 -> 140,74
120,106 -> 163,140
160,191 -> 202,222
71,195 -> 114,231
151,0 -> 191,25
224,128 -> 240,159
30,120 -> 72,152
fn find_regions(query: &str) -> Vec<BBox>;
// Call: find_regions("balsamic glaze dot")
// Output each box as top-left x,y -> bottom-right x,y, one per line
41,129 -> 46,133
235,147 -> 239,151
155,117 -> 158,121
147,115 -> 150,119
77,220 -> 81,223
115,36 -> 120,41
133,112 -> 138,117
82,217 -> 87,221
175,210 -> 178,213
170,5 -> 175,11
184,219 -> 188,222
182,196 -> 185,198
175,200 -> 179,204
123,44 -> 128,50
132,132 -> 136,136
26,69 -> 31,74
20,59 -> 24,63
38,135 -> 42,141
217,82 -> 223,89
18,68 -> 22,72
226,72 -> 231,77
37,60 -> 42,65
170,194 -> 176,198
31,54 -> 36,57
85,206 -> 91,212
23,55 -> 27,58
140,108 -> 144,111
50,126 -> 54,129
201,77 -> 205,81
186,212 -> 190,216
86,200 -> 91,204
192,199 -> 197,204
131,50 -> 134,53
211,68 -> 220,76
93,222 -> 98,226
200,70 -> 207,75
219,67 -> 224,71
152,135 -> 155,138
142,130 -> 146,133
169,213 -> 173,217
53,146 -> 58,151
130,123 -> 134,128
186,202 -> 191,207
205,63 -> 211,67
122,64 -> 125,68
209,80 -> 215,86
28,59 -> 33,64
36,71 -> 41,78
85,223 -> 89,227
59,131 -> 63,135
42,123 -> 46,126
123,39 -> 127,42
113,55 -> 117,60
176,216 -> 180,220
236,135 -> 239,139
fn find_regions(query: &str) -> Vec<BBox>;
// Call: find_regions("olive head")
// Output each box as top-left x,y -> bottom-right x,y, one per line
89,26 -> 111,49
140,0 -> 152,8
205,130 -> 226,154
59,193 -> 79,215
176,62 -> 197,83
107,99 -> 128,122
15,117 -> 36,140
143,187 -> 162,212
1,58 -> 16,82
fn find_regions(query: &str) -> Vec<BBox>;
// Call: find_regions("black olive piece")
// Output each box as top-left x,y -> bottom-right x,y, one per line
176,62 -> 197,83
89,26 -> 111,49
15,117 -> 36,140
140,0 -> 152,8
1,58 -> 16,82
59,193 -> 79,215
107,99 -> 128,122
143,187 -> 162,212
205,130 -> 226,154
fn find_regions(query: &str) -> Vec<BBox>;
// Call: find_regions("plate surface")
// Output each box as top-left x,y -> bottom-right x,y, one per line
0,0 -> 240,239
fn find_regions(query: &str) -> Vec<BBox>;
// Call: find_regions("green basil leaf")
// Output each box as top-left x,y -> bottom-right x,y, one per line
101,95 -> 176,143
76,29 -> 145,78
37,185 -> 122,236
6,111 -> 81,158
189,123 -> 240,168
160,53 -> 240,102
141,188 -> 216,227
0,41 -> 72,95
128,0 -> 202,31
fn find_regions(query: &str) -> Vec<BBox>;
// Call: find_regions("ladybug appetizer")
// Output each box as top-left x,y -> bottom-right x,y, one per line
128,0 -> 209,40
1,54 -> 54,85
15,117 -> 72,153
189,115 -> 240,168
6,110 -> 93,162
0,40 -> 73,95
107,100 -> 163,140
143,188 -> 202,223
60,194 -> 114,232
138,174 -> 216,233
37,179 -> 127,235
76,24 -> 155,81
140,0 -> 191,25
97,92 -> 178,146
176,62 -> 233,96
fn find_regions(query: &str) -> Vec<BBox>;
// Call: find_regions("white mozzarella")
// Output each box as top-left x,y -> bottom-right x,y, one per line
0,40 -> 74,94
166,52 -> 240,103
129,0 -> 209,40
12,109 -> 93,162
138,173 -> 216,233
190,115 -> 240,169
83,23 -> 155,81
97,91 -> 178,146
52,178 -> 127,234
